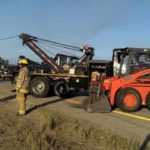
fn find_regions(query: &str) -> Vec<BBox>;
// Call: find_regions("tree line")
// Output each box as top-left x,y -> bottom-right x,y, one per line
0,57 -> 9,69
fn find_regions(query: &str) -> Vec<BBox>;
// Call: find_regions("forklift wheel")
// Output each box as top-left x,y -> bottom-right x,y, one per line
146,93 -> 150,110
116,87 -> 141,112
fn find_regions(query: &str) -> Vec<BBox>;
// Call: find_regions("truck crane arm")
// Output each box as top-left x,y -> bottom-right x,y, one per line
19,33 -> 94,74
76,45 -> 94,65
19,33 -> 61,73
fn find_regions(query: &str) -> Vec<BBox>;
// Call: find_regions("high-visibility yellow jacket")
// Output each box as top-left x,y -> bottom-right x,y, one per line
16,66 -> 30,93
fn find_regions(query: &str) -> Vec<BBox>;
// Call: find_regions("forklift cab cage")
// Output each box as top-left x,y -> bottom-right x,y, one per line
113,48 -> 150,77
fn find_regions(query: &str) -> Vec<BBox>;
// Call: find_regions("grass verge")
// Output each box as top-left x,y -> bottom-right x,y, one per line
39,109 -> 141,150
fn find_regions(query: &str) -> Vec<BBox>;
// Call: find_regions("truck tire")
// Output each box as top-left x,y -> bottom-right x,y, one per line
29,77 -> 50,98
54,80 -> 70,98
116,87 -> 141,112
42,76 -> 54,96
2,77 -> 5,81
146,93 -> 150,110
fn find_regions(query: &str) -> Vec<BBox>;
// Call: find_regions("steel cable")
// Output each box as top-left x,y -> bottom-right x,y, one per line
36,43 -> 55,57
0,35 -> 19,41
38,41 -> 80,57
37,38 -> 81,51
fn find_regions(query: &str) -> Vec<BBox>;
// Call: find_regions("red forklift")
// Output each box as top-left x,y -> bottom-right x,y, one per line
87,48 -> 150,112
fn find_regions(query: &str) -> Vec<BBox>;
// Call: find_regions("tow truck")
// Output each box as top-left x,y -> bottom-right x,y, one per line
19,33 -> 112,99
19,33 -> 97,98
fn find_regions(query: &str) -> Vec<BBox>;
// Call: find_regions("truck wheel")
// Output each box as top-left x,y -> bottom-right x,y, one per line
2,77 -> 5,81
68,89 -> 79,97
54,80 -> 70,98
116,87 -> 141,112
29,77 -> 50,98
146,93 -> 150,110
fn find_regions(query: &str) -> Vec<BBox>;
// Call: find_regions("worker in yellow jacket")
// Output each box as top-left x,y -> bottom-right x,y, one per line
16,58 -> 30,116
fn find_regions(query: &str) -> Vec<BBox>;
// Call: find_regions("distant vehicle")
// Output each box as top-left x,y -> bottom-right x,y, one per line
0,65 -> 18,80
0,56 -> 51,81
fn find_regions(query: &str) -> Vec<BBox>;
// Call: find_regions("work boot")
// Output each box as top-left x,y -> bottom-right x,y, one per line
16,111 -> 26,116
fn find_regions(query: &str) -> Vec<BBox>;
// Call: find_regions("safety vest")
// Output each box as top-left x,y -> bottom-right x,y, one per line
16,66 -> 30,93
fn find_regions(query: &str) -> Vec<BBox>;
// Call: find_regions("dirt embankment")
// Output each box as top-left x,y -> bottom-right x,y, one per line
0,106 -> 140,150
0,81 -> 145,150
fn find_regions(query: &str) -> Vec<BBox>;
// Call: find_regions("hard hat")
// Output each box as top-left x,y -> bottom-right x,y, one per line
19,58 -> 28,65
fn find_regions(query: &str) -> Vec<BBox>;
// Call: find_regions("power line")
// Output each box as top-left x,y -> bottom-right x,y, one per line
0,35 -> 19,41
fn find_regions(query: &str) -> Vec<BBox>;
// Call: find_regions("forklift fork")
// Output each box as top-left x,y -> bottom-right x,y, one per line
86,74 -> 112,113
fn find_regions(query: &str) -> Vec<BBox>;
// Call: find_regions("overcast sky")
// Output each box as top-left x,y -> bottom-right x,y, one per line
0,0 -> 150,63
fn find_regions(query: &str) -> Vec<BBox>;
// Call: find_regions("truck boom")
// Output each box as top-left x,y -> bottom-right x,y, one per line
19,33 -> 61,73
